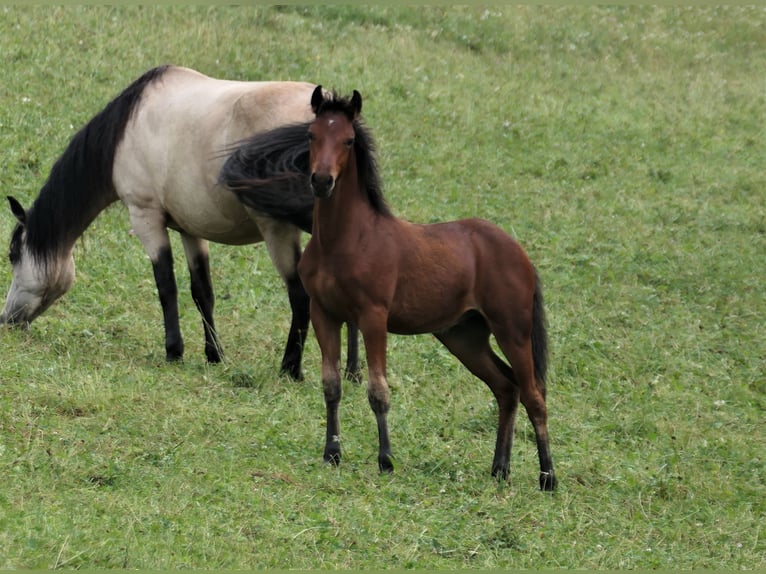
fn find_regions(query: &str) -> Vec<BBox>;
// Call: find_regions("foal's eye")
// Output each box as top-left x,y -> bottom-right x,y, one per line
307,132 -> 315,142
344,138 -> 355,148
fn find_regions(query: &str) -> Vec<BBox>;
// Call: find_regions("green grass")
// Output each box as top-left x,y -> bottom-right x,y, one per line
1,6 -> 764,569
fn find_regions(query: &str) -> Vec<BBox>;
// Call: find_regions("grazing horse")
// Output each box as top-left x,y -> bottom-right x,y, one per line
229,87 -> 557,490
1,65 -> 358,380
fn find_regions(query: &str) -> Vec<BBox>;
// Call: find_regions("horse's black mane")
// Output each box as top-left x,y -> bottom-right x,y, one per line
16,65 -> 170,263
219,90 -> 391,230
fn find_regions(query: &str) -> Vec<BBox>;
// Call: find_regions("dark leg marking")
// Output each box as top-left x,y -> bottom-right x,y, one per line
282,273 -> 310,380
152,246 -> 183,362
188,252 -> 222,363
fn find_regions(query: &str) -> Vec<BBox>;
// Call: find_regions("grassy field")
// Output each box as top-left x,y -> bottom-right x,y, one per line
0,6 -> 764,569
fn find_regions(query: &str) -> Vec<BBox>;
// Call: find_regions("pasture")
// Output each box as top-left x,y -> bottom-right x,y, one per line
0,6 -> 763,569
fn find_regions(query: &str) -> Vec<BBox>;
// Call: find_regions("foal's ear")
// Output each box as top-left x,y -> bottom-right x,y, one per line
350,90 -> 362,120
311,85 -> 324,115
7,196 -> 26,225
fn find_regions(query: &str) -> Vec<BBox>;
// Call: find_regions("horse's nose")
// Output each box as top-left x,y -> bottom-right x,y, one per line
310,172 -> 335,198
0,313 -> 30,330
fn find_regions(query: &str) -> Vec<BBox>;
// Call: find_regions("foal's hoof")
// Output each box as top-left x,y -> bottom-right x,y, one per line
539,471 -> 557,491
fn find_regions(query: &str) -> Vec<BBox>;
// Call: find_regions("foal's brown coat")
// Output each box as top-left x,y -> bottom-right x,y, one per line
299,88 -> 556,490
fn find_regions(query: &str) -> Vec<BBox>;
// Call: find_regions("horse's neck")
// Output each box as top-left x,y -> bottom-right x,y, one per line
28,183 -> 117,259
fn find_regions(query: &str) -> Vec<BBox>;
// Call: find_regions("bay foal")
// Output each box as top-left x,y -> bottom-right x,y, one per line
296,88 -> 555,490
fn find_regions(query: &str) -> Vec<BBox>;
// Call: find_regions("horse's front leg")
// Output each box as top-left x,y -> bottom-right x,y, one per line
359,309 -> 393,473
310,301 -> 344,465
128,208 -> 183,361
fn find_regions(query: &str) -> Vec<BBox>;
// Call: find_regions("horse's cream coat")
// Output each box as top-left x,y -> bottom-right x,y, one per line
113,66 -> 315,267
2,66 -> 323,373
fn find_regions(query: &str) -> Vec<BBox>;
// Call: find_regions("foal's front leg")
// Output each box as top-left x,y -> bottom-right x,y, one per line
360,309 -> 393,473
310,301 -> 343,465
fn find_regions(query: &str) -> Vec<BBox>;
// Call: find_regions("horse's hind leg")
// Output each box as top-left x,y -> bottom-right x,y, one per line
435,313 -> 520,481
344,322 -> 362,383
181,234 -> 222,363
283,272 -> 310,380
256,218 -> 309,380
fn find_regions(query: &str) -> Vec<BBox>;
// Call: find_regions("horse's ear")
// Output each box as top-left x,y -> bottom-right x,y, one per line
7,196 -> 26,225
311,85 -> 324,115
350,90 -> 362,120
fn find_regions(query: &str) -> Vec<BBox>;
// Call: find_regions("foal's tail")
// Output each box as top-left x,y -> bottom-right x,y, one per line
531,268 -> 549,395
219,123 -> 315,233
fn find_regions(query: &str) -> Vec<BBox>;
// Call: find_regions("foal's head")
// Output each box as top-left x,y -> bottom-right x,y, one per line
307,86 -> 362,198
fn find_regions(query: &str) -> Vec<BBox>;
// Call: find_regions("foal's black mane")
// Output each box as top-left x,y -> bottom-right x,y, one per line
316,91 -> 391,218
11,65 -> 170,265
219,90 -> 390,231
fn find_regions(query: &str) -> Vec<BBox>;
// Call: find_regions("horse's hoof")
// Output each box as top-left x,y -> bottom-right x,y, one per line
206,349 -> 223,363
165,353 -> 183,363
378,454 -> 394,473
344,368 -> 363,384
280,363 -> 303,381
491,463 -> 509,481
324,452 -> 341,466
539,471 -> 557,491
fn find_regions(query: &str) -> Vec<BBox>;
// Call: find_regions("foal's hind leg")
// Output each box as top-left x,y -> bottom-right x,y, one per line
181,234 -> 222,363
435,313 -> 521,481
491,323 -> 556,491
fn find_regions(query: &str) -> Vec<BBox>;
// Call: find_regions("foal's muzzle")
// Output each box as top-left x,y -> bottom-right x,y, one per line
310,173 -> 335,198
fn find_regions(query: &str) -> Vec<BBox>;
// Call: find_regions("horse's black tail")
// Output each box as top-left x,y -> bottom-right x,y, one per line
531,268 -> 549,395
219,123 -> 315,233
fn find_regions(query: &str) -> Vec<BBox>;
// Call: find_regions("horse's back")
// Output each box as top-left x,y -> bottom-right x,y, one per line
113,66 -> 315,244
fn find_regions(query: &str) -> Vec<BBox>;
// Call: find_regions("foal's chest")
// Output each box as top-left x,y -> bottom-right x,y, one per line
298,248 -> 366,320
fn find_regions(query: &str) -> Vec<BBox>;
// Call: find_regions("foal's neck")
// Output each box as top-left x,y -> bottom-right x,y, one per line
313,151 -> 379,250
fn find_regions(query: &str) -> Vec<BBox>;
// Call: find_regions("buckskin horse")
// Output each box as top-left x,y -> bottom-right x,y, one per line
2,65 -> 358,380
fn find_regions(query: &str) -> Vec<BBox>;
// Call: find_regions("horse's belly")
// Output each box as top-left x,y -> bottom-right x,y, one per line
163,193 -> 264,245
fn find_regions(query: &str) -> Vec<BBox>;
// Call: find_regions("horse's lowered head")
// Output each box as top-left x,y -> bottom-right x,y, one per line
1,196 -> 75,327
